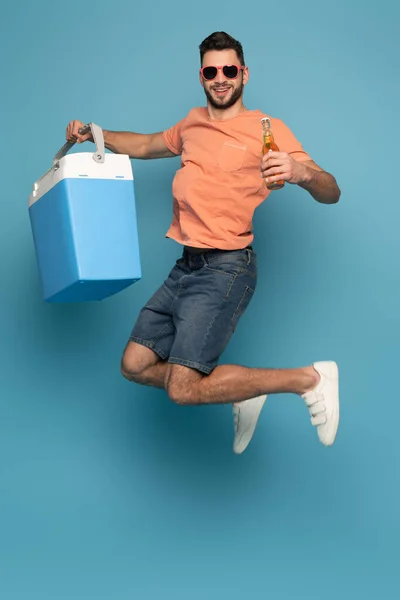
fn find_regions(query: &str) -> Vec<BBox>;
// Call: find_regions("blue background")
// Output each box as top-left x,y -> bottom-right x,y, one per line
1,0 -> 399,598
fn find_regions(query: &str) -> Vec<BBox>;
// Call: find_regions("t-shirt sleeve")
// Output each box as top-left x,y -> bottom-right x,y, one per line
272,118 -> 312,162
162,116 -> 186,155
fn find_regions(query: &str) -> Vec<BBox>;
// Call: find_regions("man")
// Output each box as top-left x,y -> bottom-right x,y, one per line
66,31 -> 341,454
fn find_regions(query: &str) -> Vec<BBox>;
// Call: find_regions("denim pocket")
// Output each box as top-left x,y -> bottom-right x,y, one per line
204,264 -> 238,278
231,285 -> 255,331
205,253 -> 256,279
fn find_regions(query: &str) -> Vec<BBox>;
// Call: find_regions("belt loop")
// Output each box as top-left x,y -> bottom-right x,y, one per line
246,248 -> 251,265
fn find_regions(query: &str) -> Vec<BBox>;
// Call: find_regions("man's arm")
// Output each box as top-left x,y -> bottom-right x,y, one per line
66,121 -> 177,159
297,160 -> 341,205
103,130 -> 177,159
261,153 -> 341,205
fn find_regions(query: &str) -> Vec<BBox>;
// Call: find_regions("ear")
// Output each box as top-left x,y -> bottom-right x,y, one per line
199,71 -> 205,88
243,66 -> 250,86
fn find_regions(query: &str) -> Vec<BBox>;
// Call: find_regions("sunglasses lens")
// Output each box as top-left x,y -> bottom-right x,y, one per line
223,65 -> 239,78
202,66 -> 218,80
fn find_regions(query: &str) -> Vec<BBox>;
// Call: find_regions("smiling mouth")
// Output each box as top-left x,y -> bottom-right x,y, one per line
213,87 -> 231,96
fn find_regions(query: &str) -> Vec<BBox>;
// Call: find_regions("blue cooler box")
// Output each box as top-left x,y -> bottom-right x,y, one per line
29,122 -> 141,302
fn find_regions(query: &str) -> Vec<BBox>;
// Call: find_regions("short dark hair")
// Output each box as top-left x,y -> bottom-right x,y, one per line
199,31 -> 245,66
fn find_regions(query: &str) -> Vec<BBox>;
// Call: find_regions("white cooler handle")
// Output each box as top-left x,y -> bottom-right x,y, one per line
31,123 -> 106,199
53,122 -> 105,165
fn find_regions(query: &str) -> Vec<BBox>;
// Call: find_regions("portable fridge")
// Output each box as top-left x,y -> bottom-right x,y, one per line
28,122 -> 142,302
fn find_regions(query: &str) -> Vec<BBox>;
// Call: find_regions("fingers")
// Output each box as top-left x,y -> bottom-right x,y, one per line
65,120 -> 93,144
261,157 -> 287,177
263,166 -> 285,177
261,151 -> 291,182
261,151 -> 288,166
265,173 -> 287,186
261,151 -> 304,185
66,120 -> 82,142
263,150 -> 287,160
262,158 -> 285,168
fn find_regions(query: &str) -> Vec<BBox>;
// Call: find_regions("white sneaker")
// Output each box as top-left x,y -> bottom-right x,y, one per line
302,361 -> 339,446
233,395 -> 267,454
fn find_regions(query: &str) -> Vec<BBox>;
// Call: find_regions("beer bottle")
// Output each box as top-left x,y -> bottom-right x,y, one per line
261,117 -> 285,190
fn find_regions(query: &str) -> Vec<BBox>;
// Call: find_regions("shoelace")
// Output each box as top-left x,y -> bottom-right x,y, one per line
307,392 -> 327,426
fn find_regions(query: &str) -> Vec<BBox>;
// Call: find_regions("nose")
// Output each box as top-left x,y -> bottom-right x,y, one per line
216,69 -> 226,84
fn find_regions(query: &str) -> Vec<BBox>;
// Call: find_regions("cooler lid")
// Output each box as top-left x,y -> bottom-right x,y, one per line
29,152 -> 134,207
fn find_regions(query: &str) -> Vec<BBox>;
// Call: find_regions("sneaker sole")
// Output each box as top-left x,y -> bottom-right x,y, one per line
233,396 -> 267,454
316,360 -> 339,446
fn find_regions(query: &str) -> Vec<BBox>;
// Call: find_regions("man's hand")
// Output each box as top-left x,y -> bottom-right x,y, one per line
66,120 -> 93,144
261,150 -> 308,187
261,151 -> 341,204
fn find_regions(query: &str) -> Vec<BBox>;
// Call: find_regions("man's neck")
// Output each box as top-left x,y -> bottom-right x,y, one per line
207,100 -> 248,121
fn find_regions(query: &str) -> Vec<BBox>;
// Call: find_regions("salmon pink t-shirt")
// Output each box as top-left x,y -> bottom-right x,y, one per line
162,107 -> 311,250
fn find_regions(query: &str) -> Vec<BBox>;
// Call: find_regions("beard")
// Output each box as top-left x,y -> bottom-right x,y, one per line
204,81 -> 244,110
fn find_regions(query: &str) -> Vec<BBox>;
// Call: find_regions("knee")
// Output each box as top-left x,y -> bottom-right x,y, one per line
121,342 -> 160,384
121,353 -> 151,384
121,357 -> 144,383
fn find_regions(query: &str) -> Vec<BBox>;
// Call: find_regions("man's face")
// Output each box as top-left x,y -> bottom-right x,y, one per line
200,49 -> 249,110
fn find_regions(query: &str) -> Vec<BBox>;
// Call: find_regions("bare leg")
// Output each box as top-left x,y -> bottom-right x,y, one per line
121,342 -> 319,406
165,363 -> 319,406
121,344 -> 339,448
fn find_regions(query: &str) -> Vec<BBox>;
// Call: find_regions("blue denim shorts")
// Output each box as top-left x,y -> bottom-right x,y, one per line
130,246 -> 257,374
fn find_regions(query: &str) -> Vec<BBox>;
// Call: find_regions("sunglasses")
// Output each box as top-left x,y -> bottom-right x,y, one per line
200,64 -> 245,81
